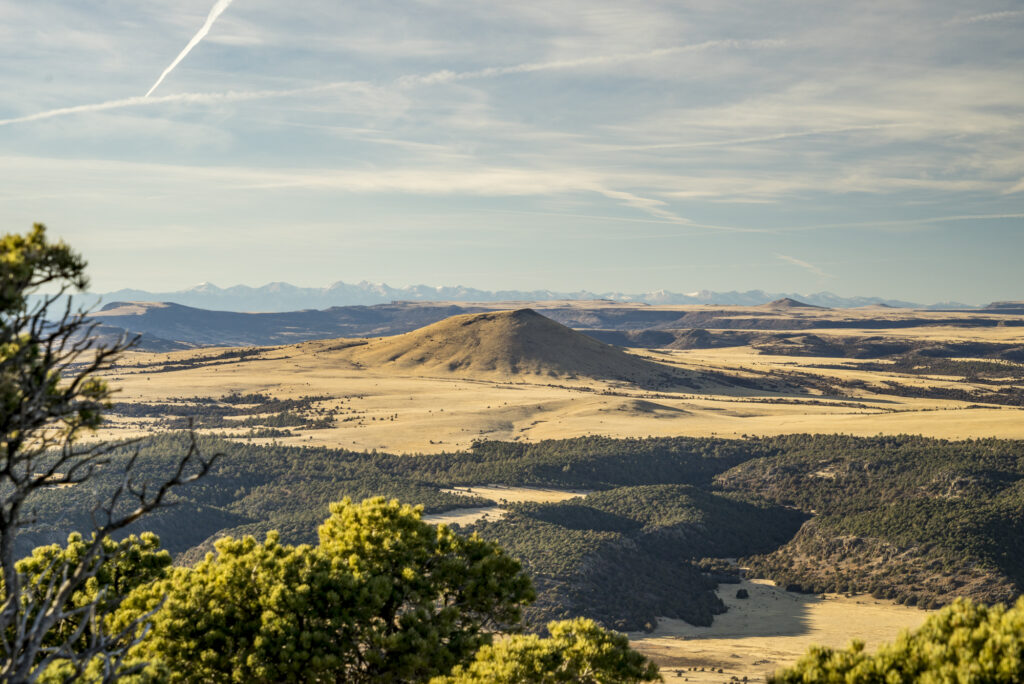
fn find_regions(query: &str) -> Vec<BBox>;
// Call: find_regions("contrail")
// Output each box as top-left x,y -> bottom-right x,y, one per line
4,35 -> 784,125
776,253 -> 830,278
0,83 -> 363,126
145,0 -> 235,97
404,39 -> 787,86
951,9 -> 1024,24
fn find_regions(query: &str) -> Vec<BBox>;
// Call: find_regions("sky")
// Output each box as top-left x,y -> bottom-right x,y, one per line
1,1 -> 1022,304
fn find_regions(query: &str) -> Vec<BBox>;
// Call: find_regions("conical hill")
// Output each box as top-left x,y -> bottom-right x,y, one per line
333,308 -> 685,385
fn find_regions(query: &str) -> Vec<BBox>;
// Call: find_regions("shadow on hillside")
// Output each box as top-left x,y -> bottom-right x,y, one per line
653,579 -> 824,640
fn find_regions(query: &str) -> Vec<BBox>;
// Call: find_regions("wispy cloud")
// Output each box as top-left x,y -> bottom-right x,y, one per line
950,9 -> 1024,25
146,0 -> 236,97
1004,178 -> 1024,194
598,124 -> 908,152
0,82 -> 373,127
780,213 -> 1024,232
0,153 -> 694,224
1,1 -> 1021,300
776,254 -> 829,277
240,167 -> 699,224
593,188 -> 690,224
402,39 -> 787,86
0,38 -> 787,128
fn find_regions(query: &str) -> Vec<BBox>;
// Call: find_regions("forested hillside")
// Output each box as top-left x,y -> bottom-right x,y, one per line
472,485 -> 804,629
717,434 -> 1024,607
22,433 -> 1024,631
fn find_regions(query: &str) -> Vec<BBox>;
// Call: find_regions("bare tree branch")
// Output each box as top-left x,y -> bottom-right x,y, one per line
1,225 -> 217,679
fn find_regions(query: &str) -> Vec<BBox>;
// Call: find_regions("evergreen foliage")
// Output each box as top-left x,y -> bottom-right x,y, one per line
719,434 -> 1024,605
24,432 -> 1024,625
0,225 -> 214,681
433,617 -> 661,683
9,533 -> 170,662
116,497 -> 534,683
473,484 -> 804,629
772,597 -> 1024,682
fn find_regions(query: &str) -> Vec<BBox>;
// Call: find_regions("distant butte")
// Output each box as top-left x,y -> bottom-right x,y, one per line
984,301 -> 1024,312
762,297 -> 825,310
316,308 -> 690,388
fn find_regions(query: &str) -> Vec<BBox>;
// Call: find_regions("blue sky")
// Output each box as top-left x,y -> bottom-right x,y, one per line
1,0 -> 1022,303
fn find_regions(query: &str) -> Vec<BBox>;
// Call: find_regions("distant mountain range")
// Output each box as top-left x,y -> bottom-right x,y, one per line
82,281 -> 974,313
86,298 -> 1023,351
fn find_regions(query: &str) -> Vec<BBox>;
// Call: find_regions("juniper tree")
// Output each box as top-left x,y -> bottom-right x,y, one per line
0,225 -> 214,681
432,617 -> 661,683
116,498 -> 535,683
771,597 -> 1024,682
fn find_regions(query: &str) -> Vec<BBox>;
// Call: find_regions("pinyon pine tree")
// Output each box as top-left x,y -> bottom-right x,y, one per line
772,597 -> 1024,683
115,497 -> 535,683
0,225 -> 214,681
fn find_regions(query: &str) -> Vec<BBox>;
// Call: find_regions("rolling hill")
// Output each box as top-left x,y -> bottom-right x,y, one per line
88,300 -> 487,348
761,297 -> 824,310
320,308 -> 690,387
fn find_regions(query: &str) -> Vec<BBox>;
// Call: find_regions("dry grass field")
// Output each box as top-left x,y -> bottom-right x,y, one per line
98,305 -> 1024,451
93,303 -> 1022,674
629,579 -> 932,682
422,485 -> 588,525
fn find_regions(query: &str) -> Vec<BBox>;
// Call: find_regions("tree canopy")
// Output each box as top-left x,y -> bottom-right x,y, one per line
115,497 -> 536,683
433,617 -> 661,684
0,224 -> 213,681
771,597 -> 1024,683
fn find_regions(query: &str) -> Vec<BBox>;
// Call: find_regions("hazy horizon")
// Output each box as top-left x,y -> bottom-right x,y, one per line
87,278 -> 991,308
1,1 -> 1022,302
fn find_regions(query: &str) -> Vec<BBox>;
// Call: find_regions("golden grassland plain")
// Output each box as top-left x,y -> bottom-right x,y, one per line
422,485 -> 589,525
628,579 -> 932,683
98,318 -> 1024,453
90,305 -> 1020,673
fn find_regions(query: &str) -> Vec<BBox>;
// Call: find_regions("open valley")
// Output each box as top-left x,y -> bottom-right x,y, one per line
97,303 -> 1024,452
77,302 -> 1024,677
9,3 -> 1024,677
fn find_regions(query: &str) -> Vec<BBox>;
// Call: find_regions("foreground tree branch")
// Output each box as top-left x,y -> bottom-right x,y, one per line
0,224 -> 217,680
